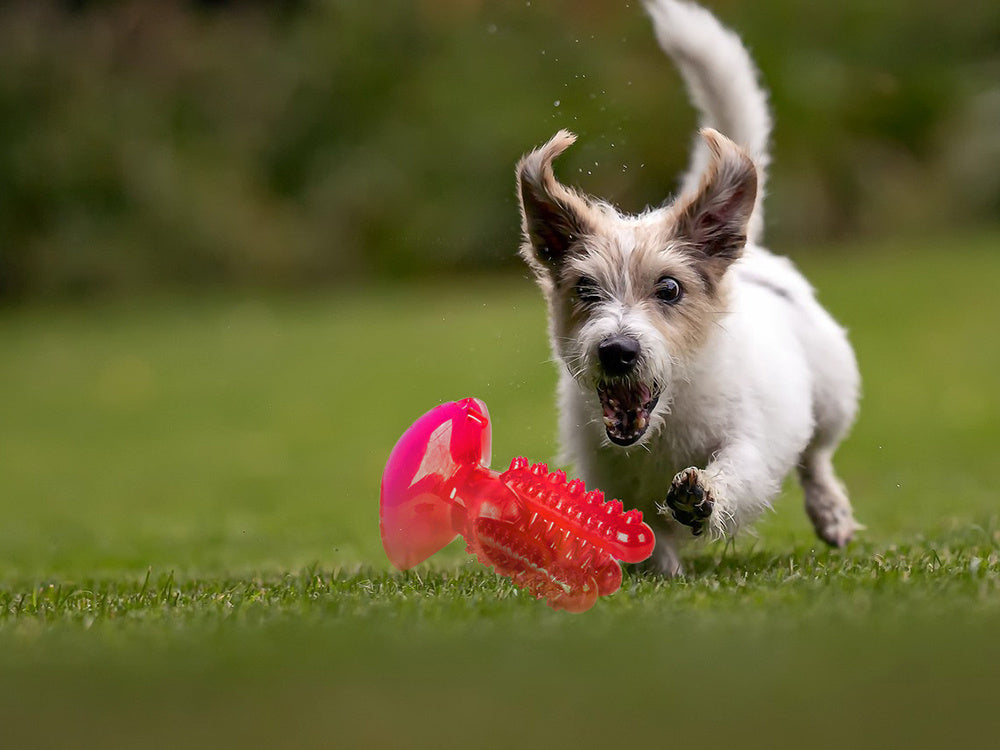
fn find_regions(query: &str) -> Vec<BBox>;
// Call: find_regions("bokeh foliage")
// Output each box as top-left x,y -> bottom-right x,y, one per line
0,0 -> 997,300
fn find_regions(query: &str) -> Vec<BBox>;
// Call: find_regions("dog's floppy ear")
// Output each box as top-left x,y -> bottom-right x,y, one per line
517,130 -> 594,273
673,128 -> 758,279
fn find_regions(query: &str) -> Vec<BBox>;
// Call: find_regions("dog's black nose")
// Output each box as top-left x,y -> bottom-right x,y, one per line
598,336 -> 640,376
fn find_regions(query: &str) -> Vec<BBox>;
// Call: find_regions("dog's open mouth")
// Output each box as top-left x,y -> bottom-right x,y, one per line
598,381 -> 659,446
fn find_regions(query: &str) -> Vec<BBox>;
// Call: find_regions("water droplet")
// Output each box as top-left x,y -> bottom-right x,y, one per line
553,100 -> 561,107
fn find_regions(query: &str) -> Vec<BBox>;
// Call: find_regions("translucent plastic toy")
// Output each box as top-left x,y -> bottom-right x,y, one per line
379,398 -> 656,612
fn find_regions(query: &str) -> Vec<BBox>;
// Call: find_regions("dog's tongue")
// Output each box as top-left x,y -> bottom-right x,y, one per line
599,381 -> 657,446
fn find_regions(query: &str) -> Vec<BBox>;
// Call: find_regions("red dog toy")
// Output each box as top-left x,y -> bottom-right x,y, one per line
379,398 -> 656,612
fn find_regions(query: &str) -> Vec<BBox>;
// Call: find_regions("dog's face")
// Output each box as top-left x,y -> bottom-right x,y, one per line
517,129 -> 757,447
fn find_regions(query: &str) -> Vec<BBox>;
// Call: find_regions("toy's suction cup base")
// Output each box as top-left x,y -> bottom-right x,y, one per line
379,398 -> 491,569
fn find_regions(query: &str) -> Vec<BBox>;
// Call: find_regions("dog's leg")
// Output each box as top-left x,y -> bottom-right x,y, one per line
798,446 -> 860,547
648,521 -> 686,577
661,442 -> 782,539
661,441 -> 860,546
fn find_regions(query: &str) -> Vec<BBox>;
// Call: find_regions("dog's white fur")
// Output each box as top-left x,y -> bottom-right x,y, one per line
516,0 -> 860,576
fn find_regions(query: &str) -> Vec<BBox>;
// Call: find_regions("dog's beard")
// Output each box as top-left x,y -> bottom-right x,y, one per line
597,379 -> 660,446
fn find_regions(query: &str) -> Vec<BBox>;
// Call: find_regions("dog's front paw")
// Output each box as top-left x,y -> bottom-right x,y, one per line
663,467 -> 714,537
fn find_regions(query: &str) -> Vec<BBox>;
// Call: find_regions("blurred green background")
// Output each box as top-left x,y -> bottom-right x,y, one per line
0,0 -> 997,301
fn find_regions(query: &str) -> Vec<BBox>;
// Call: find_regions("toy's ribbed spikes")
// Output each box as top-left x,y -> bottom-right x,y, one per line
499,459 -> 654,564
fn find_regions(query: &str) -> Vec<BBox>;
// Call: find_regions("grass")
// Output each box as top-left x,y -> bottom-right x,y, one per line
1,229 -> 999,748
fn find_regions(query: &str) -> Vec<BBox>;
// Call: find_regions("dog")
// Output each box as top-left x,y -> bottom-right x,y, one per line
515,0 -> 860,576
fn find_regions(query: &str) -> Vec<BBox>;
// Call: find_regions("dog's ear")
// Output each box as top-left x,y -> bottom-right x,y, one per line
673,129 -> 758,279
517,130 -> 594,273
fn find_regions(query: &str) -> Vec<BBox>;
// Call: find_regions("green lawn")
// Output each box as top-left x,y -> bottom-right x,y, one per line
1,230 -> 999,748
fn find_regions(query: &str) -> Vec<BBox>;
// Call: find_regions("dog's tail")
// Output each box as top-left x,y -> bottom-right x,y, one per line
645,0 -> 771,244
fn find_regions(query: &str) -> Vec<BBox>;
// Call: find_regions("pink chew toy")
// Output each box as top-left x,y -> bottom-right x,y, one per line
379,398 -> 656,612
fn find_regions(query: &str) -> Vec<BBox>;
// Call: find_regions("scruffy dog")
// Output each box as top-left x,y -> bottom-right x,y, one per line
516,0 -> 860,575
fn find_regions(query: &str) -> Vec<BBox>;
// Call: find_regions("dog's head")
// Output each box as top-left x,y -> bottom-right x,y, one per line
517,128 -> 757,447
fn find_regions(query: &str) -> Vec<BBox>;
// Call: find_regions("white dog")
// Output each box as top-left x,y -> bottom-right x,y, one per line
516,0 -> 860,575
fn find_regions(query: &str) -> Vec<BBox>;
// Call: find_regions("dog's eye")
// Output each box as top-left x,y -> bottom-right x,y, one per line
655,276 -> 683,304
575,276 -> 603,306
